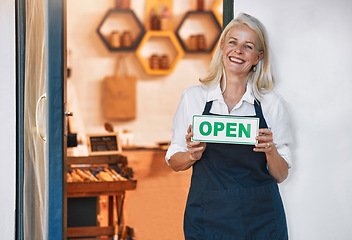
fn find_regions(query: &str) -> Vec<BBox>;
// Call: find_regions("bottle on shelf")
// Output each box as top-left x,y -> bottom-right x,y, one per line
188,35 -> 198,51
197,0 -> 205,11
160,54 -> 169,69
150,9 -> 161,30
150,54 -> 160,69
121,0 -> 130,9
110,31 -> 121,48
115,0 -> 130,9
160,7 -> 171,31
121,31 -> 133,48
197,34 -> 206,51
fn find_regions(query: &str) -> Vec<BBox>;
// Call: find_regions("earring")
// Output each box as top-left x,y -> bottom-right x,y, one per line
252,65 -> 257,72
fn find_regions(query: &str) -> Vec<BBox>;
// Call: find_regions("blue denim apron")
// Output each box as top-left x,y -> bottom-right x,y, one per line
184,100 -> 288,240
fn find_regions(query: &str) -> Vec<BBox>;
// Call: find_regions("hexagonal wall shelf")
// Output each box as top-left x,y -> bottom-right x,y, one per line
212,0 -> 223,28
136,31 -> 184,75
97,9 -> 145,51
175,11 -> 222,53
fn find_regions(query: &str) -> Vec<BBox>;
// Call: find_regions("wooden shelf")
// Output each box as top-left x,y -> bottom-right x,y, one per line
212,0 -> 223,28
136,30 -> 184,75
97,9 -> 145,51
67,180 -> 137,197
67,226 -> 114,238
175,11 -> 222,53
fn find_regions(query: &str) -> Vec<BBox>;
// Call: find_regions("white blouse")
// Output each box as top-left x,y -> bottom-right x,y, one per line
165,83 -> 293,168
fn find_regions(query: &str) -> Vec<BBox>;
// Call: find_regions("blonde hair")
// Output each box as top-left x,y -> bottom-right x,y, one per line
200,13 -> 275,100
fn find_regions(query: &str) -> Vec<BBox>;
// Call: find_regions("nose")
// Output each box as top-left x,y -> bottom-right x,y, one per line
234,46 -> 243,54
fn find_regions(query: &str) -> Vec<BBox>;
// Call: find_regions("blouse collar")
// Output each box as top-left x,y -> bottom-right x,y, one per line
206,82 -> 255,105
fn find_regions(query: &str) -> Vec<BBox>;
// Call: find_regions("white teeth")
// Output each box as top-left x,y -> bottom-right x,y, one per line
229,57 -> 244,63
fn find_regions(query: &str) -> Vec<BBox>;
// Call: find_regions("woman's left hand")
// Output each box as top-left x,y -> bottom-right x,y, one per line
254,128 -> 289,183
254,128 -> 274,153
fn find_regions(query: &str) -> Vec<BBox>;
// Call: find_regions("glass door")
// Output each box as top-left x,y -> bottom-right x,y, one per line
22,0 -> 48,238
18,0 -> 66,239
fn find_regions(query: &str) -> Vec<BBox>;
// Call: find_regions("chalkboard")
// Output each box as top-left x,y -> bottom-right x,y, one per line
87,133 -> 122,155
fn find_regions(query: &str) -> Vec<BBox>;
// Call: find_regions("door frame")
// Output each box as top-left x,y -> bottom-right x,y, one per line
47,0 -> 66,239
15,0 -> 26,238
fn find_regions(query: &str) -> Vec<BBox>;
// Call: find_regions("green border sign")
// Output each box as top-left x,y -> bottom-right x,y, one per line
192,115 -> 259,145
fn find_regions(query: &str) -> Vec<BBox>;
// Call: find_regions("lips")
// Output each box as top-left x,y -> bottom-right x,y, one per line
229,56 -> 245,64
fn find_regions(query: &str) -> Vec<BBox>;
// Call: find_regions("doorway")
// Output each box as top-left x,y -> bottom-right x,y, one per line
16,0 -> 233,239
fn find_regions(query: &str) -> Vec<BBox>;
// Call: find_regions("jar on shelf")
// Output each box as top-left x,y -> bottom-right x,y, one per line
189,35 -> 198,51
150,54 -> 160,69
121,31 -> 133,48
151,15 -> 161,30
160,7 -> 171,31
160,54 -> 169,69
115,0 -> 130,9
110,31 -> 120,48
121,0 -> 130,9
197,34 -> 206,51
160,17 -> 168,31
197,0 -> 205,11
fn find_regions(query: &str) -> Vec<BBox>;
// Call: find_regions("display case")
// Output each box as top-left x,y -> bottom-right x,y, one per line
66,154 -> 137,239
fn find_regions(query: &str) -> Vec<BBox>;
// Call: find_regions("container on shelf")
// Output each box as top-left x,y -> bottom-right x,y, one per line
150,54 -> 160,69
110,31 -> 120,48
197,34 -> 206,51
197,0 -> 205,11
160,54 -> 169,70
115,0 -> 130,9
188,35 -> 198,51
121,31 -> 133,48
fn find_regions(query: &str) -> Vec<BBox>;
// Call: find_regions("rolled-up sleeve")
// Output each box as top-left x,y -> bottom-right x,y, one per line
265,94 -> 293,168
165,90 -> 190,165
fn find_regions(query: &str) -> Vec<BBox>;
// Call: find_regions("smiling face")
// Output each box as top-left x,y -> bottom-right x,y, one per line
221,24 -> 264,77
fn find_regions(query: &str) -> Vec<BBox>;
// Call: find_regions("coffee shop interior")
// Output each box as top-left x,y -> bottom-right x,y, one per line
65,0 -> 224,239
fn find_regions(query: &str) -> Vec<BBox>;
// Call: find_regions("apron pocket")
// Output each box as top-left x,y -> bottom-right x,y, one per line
203,184 -> 278,240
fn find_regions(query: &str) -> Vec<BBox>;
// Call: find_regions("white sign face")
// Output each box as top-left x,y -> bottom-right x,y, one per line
192,115 -> 259,145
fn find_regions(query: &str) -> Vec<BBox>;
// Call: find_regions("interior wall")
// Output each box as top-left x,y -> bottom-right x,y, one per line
235,0 -> 352,239
67,0 -> 219,147
0,0 -> 16,238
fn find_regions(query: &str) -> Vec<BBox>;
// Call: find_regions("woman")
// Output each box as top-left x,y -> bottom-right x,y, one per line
166,13 -> 292,239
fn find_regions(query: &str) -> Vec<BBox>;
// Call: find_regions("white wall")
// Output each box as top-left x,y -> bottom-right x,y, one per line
235,0 -> 352,239
0,0 -> 16,239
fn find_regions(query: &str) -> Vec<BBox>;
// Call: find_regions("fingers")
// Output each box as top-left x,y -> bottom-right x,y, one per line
186,140 -> 202,150
254,128 -> 274,153
185,124 -> 200,147
187,124 -> 192,134
254,142 -> 273,153
187,142 -> 206,161
185,125 -> 206,160
185,125 -> 193,142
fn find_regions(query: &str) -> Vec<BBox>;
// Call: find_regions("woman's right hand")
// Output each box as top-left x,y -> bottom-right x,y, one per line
186,125 -> 206,161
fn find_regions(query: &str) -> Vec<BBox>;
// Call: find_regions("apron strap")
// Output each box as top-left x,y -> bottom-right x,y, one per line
202,99 -> 268,129
254,100 -> 268,129
202,101 -> 213,115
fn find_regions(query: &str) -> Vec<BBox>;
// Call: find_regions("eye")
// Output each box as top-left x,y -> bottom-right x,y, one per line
229,40 -> 236,45
245,45 -> 253,50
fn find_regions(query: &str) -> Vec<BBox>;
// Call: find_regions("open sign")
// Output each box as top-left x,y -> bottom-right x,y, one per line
192,115 -> 259,145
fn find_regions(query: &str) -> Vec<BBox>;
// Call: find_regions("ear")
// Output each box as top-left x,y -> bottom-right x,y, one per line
254,50 -> 264,65
220,40 -> 224,50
